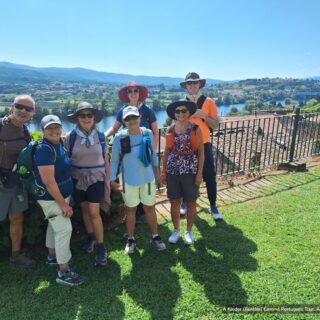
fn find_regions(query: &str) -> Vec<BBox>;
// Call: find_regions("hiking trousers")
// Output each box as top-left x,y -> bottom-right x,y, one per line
203,143 -> 217,206
37,197 -> 72,265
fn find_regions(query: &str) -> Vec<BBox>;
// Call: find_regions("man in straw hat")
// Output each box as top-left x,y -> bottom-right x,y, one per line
179,72 -> 222,221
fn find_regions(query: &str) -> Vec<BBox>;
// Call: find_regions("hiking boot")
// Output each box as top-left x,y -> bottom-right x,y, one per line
151,236 -> 166,251
168,230 -> 180,244
95,246 -> 107,266
46,255 -> 73,266
10,253 -> 36,268
46,255 -> 58,266
83,235 -> 96,253
184,231 -> 194,245
211,205 -> 223,221
125,238 -> 136,255
56,269 -> 85,286
180,203 -> 187,216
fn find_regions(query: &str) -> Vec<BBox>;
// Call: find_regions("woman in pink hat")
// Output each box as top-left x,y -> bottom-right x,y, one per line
105,82 -> 159,223
105,82 -> 159,149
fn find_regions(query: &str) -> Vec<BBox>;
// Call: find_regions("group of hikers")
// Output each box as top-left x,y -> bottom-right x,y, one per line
0,72 -> 222,286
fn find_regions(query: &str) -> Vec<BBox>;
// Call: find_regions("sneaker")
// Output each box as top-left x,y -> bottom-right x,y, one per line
180,203 -> 187,216
83,235 -> 96,253
151,236 -> 166,251
46,255 -> 58,266
56,270 -> 85,286
95,246 -> 107,266
184,231 -> 194,245
125,238 -> 136,255
211,205 -> 223,221
168,230 -> 180,244
10,253 -> 36,268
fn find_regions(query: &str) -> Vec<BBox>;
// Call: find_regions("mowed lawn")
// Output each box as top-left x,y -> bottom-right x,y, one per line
0,167 -> 319,320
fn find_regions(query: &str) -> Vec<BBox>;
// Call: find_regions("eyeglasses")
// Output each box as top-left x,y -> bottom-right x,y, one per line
124,115 -> 139,121
78,113 -> 94,119
14,103 -> 34,113
127,88 -> 140,94
186,81 -> 199,86
174,108 -> 188,114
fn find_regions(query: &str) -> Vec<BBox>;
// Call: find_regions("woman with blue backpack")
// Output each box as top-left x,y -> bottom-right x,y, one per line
64,102 -> 110,267
109,106 -> 166,254
34,115 -> 85,286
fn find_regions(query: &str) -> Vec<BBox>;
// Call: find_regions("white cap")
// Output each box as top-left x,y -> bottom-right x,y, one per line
41,115 -> 62,129
122,106 -> 140,120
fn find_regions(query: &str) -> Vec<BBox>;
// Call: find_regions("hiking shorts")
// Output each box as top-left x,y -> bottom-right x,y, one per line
122,179 -> 156,208
0,184 -> 28,221
166,174 -> 199,202
72,180 -> 105,204
37,197 -> 72,265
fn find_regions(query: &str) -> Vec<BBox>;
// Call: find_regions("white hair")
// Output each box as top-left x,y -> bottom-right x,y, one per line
13,94 -> 35,108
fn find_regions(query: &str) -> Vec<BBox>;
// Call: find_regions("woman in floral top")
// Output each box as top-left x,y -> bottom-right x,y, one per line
161,100 -> 204,245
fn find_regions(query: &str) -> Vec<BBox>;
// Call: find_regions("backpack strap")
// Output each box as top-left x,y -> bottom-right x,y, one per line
196,95 -> 207,109
68,129 -> 77,157
97,131 -> 106,159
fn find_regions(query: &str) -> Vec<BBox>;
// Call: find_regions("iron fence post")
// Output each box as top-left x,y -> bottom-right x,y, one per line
289,107 -> 300,162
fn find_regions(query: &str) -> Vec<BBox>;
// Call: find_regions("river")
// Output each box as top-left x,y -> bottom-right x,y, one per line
28,103 -> 245,132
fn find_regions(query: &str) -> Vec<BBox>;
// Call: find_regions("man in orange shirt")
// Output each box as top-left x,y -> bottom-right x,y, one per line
180,72 -> 222,220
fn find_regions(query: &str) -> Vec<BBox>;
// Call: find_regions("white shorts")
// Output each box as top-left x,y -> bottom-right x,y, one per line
121,180 -> 156,208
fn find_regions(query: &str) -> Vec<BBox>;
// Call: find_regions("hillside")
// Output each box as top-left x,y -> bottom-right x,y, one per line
0,61 -> 221,86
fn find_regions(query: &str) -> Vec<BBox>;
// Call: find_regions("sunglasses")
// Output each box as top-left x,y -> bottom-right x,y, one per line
14,103 -> 34,113
127,88 -> 140,94
124,115 -> 139,121
186,81 -> 199,86
174,108 -> 188,114
78,113 -> 94,119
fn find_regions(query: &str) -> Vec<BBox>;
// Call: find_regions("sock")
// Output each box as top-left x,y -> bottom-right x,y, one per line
12,251 -> 21,258
87,233 -> 95,240
96,243 -> 106,250
152,234 -> 159,239
48,253 -> 56,259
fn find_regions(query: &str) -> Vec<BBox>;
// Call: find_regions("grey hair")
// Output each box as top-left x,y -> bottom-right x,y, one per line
13,94 -> 35,108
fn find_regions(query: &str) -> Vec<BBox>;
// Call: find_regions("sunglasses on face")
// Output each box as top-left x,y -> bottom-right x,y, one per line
124,115 -> 139,122
186,81 -> 199,86
127,88 -> 140,94
78,113 -> 94,119
14,103 -> 34,113
174,108 -> 188,114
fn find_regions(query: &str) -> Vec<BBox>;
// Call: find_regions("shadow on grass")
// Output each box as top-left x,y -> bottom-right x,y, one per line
179,217 -> 258,307
122,223 -> 180,320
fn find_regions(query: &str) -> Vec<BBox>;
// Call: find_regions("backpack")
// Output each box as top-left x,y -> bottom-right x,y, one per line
17,140 -> 56,197
165,124 -> 200,154
67,129 -> 106,159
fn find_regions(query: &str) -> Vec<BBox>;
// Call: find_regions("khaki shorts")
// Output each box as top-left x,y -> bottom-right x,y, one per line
122,180 -> 156,208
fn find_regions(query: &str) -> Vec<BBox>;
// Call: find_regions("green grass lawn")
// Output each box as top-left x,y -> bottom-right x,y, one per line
0,168 -> 320,320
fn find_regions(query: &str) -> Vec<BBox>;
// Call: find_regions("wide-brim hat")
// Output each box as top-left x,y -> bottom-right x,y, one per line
67,101 -> 103,124
180,72 -> 206,89
118,81 -> 148,103
166,100 -> 197,120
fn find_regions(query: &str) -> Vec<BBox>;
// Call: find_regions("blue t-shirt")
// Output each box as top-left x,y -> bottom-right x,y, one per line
34,139 -> 73,200
116,103 -> 157,129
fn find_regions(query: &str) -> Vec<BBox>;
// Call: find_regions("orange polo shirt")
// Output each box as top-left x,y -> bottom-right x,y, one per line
189,97 -> 218,143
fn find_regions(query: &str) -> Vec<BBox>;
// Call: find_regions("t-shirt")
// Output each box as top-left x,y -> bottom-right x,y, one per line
0,118 -> 29,169
189,97 -> 218,144
34,139 -> 73,200
116,103 -> 157,129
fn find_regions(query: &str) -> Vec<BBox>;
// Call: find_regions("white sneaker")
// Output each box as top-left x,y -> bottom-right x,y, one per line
180,203 -> 187,216
184,231 -> 194,245
168,230 -> 180,244
212,212 -> 223,220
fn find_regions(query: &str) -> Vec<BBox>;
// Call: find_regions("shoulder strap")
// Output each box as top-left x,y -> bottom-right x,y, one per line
41,140 -> 57,162
168,124 -> 175,134
197,95 -> 207,109
97,131 -> 106,159
68,129 -> 77,157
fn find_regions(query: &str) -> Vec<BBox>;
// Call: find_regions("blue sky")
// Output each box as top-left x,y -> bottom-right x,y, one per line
1,0 -> 320,80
